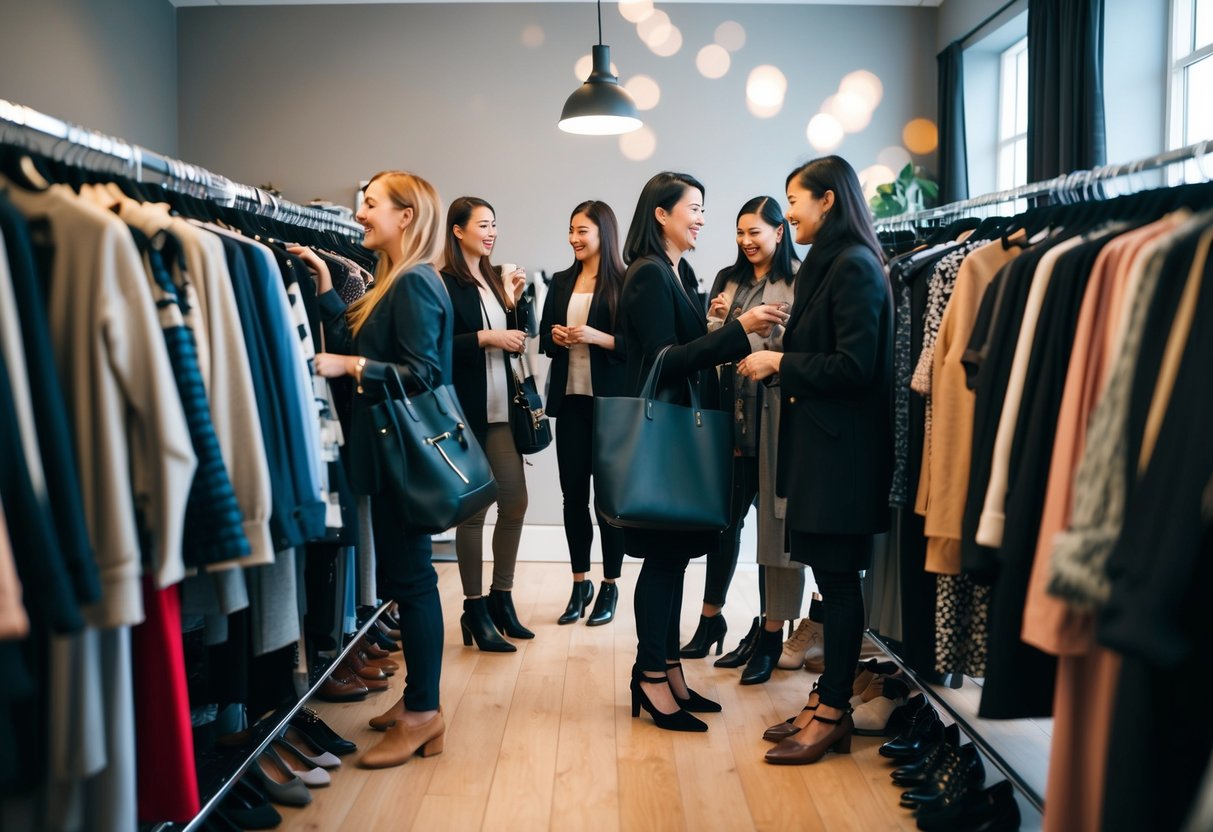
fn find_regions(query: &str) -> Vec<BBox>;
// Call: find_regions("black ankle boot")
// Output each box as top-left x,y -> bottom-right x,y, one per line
715,616 -> 761,668
679,613 -> 727,659
558,581 -> 594,625
487,589 -> 535,639
586,581 -> 618,626
740,627 -> 784,685
461,598 -> 516,652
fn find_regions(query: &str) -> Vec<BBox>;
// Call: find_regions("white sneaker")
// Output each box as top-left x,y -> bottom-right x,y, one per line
778,618 -> 824,670
802,619 -> 825,673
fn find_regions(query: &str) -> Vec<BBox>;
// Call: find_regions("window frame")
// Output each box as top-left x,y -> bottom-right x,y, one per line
1167,0 -> 1213,181
996,36 -> 1029,191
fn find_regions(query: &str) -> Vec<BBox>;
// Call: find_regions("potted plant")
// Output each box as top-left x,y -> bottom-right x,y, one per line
869,164 -> 939,218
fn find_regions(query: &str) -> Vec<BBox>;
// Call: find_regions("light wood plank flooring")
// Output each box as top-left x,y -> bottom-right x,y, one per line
275,562 -> 987,831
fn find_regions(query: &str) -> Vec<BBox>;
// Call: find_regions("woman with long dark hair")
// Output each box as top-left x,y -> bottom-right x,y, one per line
440,196 -> 534,653
681,196 -> 810,687
619,172 -> 787,732
739,155 -> 893,764
539,200 -> 628,626
288,170 -> 448,768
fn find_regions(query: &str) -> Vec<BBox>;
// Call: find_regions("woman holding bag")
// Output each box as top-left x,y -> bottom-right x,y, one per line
539,200 -> 627,626
617,172 -> 786,732
739,155 -> 893,765
441,196 -> 534,653
288,170 -> 448,769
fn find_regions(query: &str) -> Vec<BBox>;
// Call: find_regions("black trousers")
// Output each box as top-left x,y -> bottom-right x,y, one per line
633,556 -> 691,673
371,494 -> 443,711
703,455 -> 763,609
555,395 -> 625,579
809,567 -> 866,710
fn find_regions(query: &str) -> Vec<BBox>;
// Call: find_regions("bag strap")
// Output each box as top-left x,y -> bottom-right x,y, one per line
382,364 -> 447,421
640,345 -> 703,422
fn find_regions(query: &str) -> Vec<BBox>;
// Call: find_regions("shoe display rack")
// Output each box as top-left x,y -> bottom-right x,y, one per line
865,630 -> 1046,817
148,600 -> 393,832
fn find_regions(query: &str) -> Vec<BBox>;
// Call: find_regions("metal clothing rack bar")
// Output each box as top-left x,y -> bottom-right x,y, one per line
0,97 -> 364,237
875,137 -> 1213,228
865,630 -> 1046,815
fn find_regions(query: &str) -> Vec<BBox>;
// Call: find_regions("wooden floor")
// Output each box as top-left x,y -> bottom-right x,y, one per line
276,561 -> 939,832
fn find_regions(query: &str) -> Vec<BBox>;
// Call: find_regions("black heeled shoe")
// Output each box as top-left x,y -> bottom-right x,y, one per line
487,589 -> 535,639
715,616 -> 761,668
586,581 -> 618,626
461,597 -> 516,652
630,668 -> 708,732
679,613 -> 727,658
666,662 -> 722,712
558,580 -> 594,625
880,701 -> 943,760
740,627 -> 784,685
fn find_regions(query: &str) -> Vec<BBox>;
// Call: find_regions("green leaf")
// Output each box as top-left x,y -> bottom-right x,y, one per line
876,182 -> 897,196
919,179 -> 940,200
897,163 -> 915,187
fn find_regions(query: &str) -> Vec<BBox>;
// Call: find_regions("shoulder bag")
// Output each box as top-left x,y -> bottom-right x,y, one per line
592,346 -> 732,530
508,350 -> 553,454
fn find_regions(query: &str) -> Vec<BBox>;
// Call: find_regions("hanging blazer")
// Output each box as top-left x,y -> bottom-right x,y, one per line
537,265 -> 626,418
618,253 -> 752,558
777,239 -> 894,545
441,269 -> 534,443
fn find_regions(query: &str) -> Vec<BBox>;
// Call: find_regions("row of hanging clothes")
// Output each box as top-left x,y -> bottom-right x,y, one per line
0,102 -> 379,831
872,143 -> 1213,832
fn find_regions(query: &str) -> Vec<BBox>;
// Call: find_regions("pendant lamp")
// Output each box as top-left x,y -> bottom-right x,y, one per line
558,0 -> 642,135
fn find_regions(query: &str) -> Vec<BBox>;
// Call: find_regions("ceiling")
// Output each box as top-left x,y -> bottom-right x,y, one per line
171,0 -> 944,7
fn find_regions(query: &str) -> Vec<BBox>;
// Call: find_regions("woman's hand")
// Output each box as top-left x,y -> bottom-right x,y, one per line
565,325 -> 610,347
737,350 -> 783,381
708,292 -> 729,320
551,324 -> 571,347
481,329 -> 528,353
503,267 -> 526,303
286,245 -> 334,295
737,304 -> 789,337
315,352 -> 359,379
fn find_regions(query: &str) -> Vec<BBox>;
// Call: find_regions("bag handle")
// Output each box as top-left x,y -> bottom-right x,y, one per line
640,345 -> 705,425
381,363 -> 447,422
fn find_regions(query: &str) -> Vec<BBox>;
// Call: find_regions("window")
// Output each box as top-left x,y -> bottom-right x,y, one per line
996,37 -> 1029,191
1169,0 -> 1213,180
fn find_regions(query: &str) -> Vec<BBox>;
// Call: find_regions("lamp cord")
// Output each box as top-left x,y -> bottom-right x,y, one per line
597,0 -> 603,45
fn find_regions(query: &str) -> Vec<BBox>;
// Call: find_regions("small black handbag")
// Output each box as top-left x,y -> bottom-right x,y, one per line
508,351 -> 553,455
592,346 -> 732,531
368,366 -> 498,533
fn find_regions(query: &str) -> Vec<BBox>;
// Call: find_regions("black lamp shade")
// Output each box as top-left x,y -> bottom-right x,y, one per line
558,45 -> 642,135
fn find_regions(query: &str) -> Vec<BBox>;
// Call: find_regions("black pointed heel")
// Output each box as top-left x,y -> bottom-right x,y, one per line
630,668 -> 708,732
558,580 -> 594,625
679,613 -> 727,658
586,581 -> 618,626
461,597 -> 516,652
487,589 -> 534,639
666,662 -> 721,712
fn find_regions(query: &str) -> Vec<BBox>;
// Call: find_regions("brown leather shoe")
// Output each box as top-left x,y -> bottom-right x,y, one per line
360,637 -> 391,660
764,710 -> 854,765
346,649 -> 388,682
369,696 -> 405,731
344,658 -> 388,691
762,683 -> 820,742
360,649 -> 399,674
359,709 -> 445,769
316,664 -> 368,702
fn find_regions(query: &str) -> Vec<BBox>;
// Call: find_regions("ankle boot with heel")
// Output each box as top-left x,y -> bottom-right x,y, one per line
558,580 -> 594,625
679,613 -> 727,658
460,597 -> 516,652
487,588 -> 534,639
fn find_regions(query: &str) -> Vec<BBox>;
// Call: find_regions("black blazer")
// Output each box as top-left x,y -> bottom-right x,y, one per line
537,266 -> 626,417
617,254 -> 751,558
777,241 -> 894,546
441,270 -> 534,442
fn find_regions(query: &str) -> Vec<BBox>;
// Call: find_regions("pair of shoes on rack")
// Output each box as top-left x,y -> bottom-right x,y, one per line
363,620 -> 400,654
899,742 -> 986,811
778,618 -> 825,673
247,741 -> 329,806
914,780 -> 1021,831
764,708 -> 854,765
360,708 -> 446,769
853,676 -> 914,736
680,613 -> 728,658
315,662 -> 370,702
289,707 -> 357,756
217,777 -> 281,829
880,697 -> 944,761
558,580 -> 619,625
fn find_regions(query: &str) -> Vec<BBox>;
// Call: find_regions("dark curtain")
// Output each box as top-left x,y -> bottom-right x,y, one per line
936,40 -> 969,204
1027,0 -> 1106,181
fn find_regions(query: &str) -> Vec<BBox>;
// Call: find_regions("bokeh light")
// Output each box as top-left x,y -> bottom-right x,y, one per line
715,20 -> 746,52
624,74 -> 661,110
637,10 -> 672,46
520,24 -> 544,48
903,118 -> 939,154
696,44 -> 731,79
859,164 -> 896,200
877,145 -> 913,172
619,0 -> 655,25
620,125 -> 657,161
839,70 -> 884,110
823,91 -> 872,133
746,65 -> 788,114
649,25 -> 683,58
807,113 -> 845,152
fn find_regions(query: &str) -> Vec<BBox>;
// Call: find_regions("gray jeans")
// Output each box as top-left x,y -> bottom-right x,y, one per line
455,424 -> 528,596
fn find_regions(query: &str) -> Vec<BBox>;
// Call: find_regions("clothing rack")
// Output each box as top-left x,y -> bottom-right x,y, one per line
875,138 -> 1213,229
0,97 -> 364,237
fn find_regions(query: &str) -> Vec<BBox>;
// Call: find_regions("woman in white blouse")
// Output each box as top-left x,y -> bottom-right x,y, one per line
539,201 -> 628,626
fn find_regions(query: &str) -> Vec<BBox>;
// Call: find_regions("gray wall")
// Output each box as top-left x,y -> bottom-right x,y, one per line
178,2 -> 937,280
0,0 -> 178,154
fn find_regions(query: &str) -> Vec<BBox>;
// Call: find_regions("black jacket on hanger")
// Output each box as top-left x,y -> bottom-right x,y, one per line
537,265 -> 626,418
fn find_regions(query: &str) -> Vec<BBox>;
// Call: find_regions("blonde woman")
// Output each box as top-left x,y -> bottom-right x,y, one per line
288,170 -> 449,769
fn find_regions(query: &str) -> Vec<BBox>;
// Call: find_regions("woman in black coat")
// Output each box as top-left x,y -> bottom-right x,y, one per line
538,200 -> 627,626
440,196 -> 535,653
739,155 -> 893,764
619,172 -> 787,732
289,170 -> 449,768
